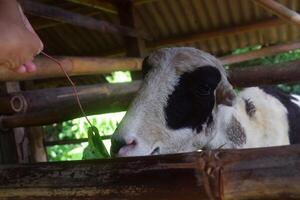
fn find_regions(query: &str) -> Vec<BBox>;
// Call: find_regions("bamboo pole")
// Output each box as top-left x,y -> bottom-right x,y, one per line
0,144 -> 299,199
0,41 -> 299,82
1,58 -> 300,128
253,0 -> 300,27
220,41 -> 300,65
0,56 -> 142,82
0,81 -> 141,128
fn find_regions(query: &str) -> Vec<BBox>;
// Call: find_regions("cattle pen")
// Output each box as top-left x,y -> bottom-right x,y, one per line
1,0 -> 300,199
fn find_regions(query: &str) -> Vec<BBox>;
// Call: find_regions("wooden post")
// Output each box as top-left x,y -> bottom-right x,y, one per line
253,0 -> 300,27
27,127 -> 47,162
116,0 -> 147,80
5,82 -> 29,164
0,144 -> 299,199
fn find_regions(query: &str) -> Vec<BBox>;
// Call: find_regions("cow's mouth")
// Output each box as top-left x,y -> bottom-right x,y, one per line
150,147 -> 160,155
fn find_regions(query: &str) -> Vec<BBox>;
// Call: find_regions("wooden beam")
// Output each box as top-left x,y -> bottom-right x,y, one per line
2,58 -> 300,128
220,41 -> 300,65
150,18 -> 284,48
253,0 -> 300,27
0,144 -> 299,199
19,0 -> 145,38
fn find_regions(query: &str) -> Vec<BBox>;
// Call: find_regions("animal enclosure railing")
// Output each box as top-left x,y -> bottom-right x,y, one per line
0,144 -> 299,199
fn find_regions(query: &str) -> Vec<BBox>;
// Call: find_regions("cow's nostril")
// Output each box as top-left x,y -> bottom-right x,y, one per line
110,137 -> 136,157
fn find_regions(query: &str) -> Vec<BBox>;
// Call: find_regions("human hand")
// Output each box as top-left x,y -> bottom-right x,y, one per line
0,0 -> 43,73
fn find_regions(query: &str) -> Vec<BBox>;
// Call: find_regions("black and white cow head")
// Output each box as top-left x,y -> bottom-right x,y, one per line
111,47 -> 236,157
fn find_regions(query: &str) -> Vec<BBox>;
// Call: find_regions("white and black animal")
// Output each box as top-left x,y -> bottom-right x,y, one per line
111,47 -> 300,157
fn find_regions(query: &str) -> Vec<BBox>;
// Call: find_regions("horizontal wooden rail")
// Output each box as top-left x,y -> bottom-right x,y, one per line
0,41 -> 299,82
0,144 -> 299,199
0,81 -> 141,128
0,56 -> 143,82
1,58 -> 300,128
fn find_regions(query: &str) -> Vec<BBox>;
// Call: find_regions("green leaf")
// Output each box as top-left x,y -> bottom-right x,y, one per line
82,126 -> 110,160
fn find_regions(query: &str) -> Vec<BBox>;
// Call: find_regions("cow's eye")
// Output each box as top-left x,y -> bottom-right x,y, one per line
195,85 -> 211,96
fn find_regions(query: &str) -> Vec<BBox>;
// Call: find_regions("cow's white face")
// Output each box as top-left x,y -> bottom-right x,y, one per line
111,47 -> 235,157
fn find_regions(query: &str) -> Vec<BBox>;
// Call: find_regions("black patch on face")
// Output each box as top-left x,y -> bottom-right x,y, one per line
244,98 -> 256,117
164,66 -> 221,132
260,86 -> 300,144
226,116 -> 246,146
141,56 -> 152,79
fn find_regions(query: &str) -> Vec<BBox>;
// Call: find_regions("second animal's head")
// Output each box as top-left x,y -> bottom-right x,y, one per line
111,47 -> 235,157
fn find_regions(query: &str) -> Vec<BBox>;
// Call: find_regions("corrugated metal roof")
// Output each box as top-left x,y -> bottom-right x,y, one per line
29,0 -> 300,57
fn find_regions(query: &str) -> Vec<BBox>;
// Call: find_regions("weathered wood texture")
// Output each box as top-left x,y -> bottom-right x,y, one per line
253,0 -> 300,27
0,144 -> 299,199
19,0 -> 146,38
1,58 -> 300,128
0,41 -> 299,82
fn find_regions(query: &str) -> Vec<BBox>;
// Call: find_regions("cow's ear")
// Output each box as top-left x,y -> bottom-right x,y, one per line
141,56 -> 152,79
164,66 -> 221,132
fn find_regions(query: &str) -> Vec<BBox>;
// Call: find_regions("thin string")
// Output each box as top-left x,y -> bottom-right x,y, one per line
40,51 -> 95,131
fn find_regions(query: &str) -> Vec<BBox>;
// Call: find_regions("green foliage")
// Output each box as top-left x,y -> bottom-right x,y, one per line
47,144 -> 85,161
105,71 -> 132,83
82,126 -> 110,159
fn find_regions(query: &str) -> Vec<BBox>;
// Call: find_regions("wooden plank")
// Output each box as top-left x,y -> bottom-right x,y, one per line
19,0 -> 145,38
253,0 -> 300,27
0,144 -> 299,199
